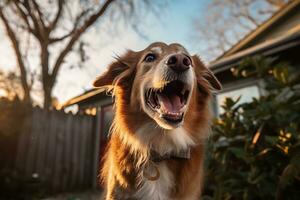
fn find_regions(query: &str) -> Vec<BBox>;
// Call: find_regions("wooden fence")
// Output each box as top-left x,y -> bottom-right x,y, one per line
14,107 -> 99,193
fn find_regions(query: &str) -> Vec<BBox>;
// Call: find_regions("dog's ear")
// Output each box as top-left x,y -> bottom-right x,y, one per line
192,55 -> 222,91
93,50 -> 137,88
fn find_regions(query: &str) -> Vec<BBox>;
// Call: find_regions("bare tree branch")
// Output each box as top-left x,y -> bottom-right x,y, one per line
49,7 -> 91,43
31,0 -> 47,30
0,7 -> 30,101
13,2 -> 38,37
48,0 -> 65,31
50,0 -> 115,86
238,11 -> 260,27
18,0 -> 44,40
49,31 -> 73,43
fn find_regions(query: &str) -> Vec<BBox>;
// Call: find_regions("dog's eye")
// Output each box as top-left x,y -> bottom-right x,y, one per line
144,53 -> 156,62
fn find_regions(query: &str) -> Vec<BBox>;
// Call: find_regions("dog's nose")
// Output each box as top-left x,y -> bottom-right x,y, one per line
166,54 -> 191,73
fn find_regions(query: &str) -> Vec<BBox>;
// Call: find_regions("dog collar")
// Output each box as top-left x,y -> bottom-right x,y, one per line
149,148 -> 191,163
143,149 -> 191,181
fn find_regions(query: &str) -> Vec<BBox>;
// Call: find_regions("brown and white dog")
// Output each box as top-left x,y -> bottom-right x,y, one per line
93,42 -> 221,200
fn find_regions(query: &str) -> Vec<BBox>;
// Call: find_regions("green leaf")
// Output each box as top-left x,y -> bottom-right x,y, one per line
265,136 -> 278,145
228,147 -> 247,160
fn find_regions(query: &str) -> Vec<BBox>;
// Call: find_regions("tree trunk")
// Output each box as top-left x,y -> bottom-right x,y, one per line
22,88 -> 31,104
40,41 -> 52,109
43,85 -> 52,109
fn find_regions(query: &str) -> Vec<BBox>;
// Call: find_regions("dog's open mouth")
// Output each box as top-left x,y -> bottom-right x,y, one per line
146,80 -> 190,124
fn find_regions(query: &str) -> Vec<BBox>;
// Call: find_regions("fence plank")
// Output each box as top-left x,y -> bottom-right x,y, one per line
70,114 -> 80,189
84,117 -> 94,187
52,111 -> 66,191
75,115 -> 84,188
35,108 -> 50,181
15,109 -> 33,173
25,108 -> 41,176
46,111 -> 55,187
62,113 -> 74,191
77,116 -> 86,187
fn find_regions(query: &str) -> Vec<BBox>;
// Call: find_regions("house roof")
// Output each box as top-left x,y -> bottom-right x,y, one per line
62,87 -> 107,108
210,30 -> 300,73
214,0 -> 300,60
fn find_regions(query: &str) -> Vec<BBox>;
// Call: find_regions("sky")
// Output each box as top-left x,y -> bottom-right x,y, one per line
0,0 -> 209,104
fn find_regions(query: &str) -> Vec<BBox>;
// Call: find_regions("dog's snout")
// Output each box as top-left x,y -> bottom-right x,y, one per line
166,54 -> 191,73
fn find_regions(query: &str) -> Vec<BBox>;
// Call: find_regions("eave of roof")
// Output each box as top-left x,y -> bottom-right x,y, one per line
214,0 -> 300,60
62,87 -> 107,108
210,31 -> 300,73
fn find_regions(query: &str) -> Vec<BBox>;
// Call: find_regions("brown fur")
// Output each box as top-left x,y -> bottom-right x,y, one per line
93,42 -> 221,200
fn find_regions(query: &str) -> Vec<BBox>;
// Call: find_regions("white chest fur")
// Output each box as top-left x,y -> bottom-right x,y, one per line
133,162 -> 174,200
131,126 -> 195,200
136,125 -> 195,156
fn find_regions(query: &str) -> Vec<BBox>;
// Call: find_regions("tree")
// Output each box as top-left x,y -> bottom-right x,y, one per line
193,0 -> 290,61
0,0 -> 165,108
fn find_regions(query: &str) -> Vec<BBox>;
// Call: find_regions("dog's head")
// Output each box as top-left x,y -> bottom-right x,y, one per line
93,42 -> 221,131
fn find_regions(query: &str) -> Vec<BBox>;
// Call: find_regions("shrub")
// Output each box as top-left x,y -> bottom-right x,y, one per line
203,56 -> 300,200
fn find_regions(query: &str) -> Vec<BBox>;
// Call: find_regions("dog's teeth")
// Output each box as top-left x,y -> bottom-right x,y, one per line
180,105 -> 187,112
167,111 -> 181,116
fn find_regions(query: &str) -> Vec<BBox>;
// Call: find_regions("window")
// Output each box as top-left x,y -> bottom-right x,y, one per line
216,85 -> 260,114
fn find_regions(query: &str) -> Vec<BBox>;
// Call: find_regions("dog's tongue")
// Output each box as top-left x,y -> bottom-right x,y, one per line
157,93 -> 183,113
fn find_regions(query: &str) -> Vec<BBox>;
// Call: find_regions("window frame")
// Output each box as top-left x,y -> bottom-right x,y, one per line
214,78 -> 265,115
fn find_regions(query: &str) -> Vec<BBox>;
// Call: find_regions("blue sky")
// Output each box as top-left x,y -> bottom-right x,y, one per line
141,0 -> 208,52
0,0 -> 210,104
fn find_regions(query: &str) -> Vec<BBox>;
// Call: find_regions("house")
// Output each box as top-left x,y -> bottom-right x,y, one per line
63,87 -> 114,158
63,0 -> 300,153
210,0 -> 300,113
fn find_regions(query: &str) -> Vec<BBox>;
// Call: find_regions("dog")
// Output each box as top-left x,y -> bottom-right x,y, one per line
93,42 -> 221,200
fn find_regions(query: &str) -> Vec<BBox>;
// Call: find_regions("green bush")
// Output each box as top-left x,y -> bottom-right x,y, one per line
203,56 -> 300,200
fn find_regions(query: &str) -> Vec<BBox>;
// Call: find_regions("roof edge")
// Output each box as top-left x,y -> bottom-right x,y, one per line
210,31 -> 300,73
62,88 -> 107,108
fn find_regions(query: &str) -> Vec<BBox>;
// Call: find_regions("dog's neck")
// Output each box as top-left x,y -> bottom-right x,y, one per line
114,121 -> 195,166
134,123 -> 195,154
149,148 -> 191,163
